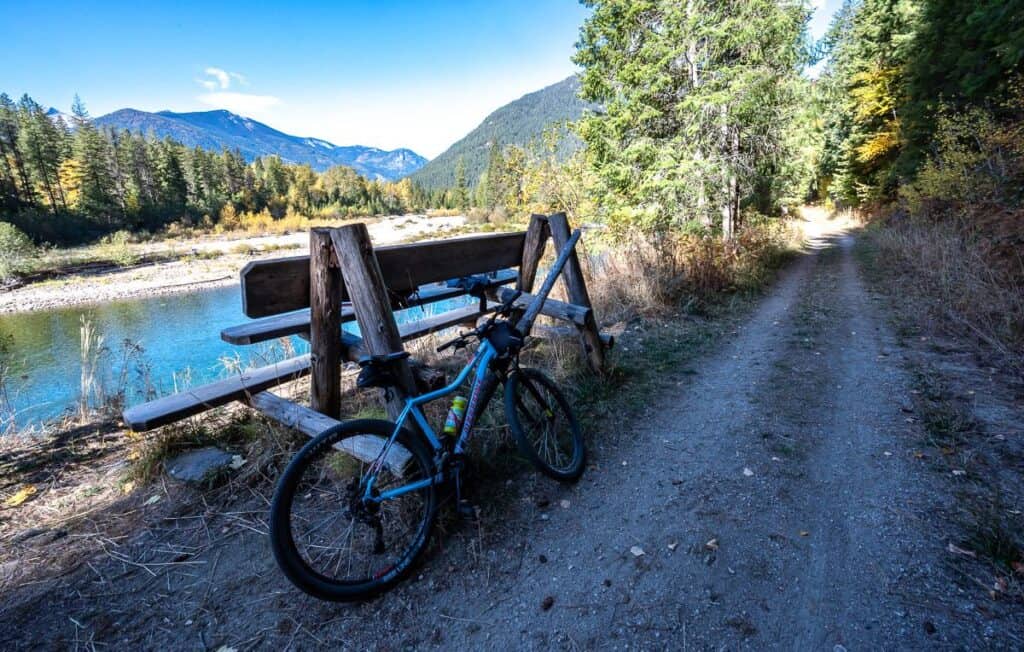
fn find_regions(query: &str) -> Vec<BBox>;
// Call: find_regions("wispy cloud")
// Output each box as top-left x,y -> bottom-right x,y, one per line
197,91 -> 281,117
204,67 -> 231,89
193,67 -> 278,118
196,66 -> 248,91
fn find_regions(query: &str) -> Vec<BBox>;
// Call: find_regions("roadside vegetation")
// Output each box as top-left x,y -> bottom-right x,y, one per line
815,0 -> 1022,370
824,0 -> 1023,610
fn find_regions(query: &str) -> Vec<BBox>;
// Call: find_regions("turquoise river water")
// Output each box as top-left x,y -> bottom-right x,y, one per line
0,285 -> 471,430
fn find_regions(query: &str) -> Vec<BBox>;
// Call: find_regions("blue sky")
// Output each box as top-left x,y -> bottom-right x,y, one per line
1,0 -> 843,159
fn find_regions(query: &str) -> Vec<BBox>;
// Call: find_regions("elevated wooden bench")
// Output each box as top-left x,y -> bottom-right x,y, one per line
122,214 -> 612,470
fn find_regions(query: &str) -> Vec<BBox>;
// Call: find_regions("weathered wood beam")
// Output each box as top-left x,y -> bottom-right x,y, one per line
247,391 -> 411,475
122,355 -> 312,431
547,213 -> 605,374
518,214 -> 550,295
241,231 -> 526,318
331,224 -> 419,425
310,228 -> 342,417
221,307 -> 351,346
491,287 -> 590,327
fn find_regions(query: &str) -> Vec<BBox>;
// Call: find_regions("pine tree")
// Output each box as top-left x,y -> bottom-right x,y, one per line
453,156 -> 469,210
17,95 -> 70,214
899,0 -> 1024,175
156,139 -> 188,211
575,0 -> 809,237
483,140 -> 506,209
69,95 -> 117,220
0,93 -> 34,207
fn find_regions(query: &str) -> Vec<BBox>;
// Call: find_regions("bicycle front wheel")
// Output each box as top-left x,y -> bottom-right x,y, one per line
505,368 -> 586,481
269,420 -> 437,601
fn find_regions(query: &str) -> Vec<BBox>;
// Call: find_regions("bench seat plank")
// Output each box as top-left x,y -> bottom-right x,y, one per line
221,309 -> 351,346
221,270 -> 517,345
123,355 -> 312,431
247,391 -> 410,475
397,303 -> 496,341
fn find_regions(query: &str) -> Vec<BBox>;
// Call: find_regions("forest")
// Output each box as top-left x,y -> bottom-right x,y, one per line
2,0 -> 1021,256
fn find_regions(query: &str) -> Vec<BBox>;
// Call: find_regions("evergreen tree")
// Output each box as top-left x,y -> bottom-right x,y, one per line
69,95 -> 117,220
155,139 -> 188,211
483,140 -> 506,209
0,93 -> 33,207
575,0 -> 809,237
899,0 -> 1024,175
17,95 -> 68,213
453,156 -> 469,210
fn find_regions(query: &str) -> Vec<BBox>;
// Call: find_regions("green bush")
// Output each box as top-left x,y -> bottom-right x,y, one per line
102,230 -> 139,267
0,222 -> 37,281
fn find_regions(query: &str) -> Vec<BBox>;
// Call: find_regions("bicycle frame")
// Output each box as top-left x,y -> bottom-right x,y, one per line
360,227 -> 584,504
362,338 -> 499,503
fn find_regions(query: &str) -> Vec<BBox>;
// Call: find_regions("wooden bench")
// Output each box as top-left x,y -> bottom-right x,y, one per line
122,213 -> 611,468
220,270 -> 517,345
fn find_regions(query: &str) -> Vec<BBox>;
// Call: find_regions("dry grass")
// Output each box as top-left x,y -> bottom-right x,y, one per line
863,207 -> 1024,370
587,219 -> 800,322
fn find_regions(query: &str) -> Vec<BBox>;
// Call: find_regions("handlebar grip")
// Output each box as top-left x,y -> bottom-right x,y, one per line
436,340 -> 455,353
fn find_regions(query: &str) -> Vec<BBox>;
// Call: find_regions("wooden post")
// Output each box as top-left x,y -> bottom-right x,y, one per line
331,224 -> 418,423
309,228 -> 341,416
547,213 -> 605,374
518,214 -> 550,294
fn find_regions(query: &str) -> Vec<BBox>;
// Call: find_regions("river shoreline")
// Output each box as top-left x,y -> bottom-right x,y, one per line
0,214 -> 468,315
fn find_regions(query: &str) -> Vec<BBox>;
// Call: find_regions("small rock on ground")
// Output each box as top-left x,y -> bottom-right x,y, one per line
166,447 -> 234,484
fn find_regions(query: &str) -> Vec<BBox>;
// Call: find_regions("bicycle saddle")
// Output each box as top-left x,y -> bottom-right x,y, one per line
356,351 -> 410,389
357,351 -> 410,367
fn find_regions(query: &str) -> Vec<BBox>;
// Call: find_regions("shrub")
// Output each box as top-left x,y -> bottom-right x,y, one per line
466,207 -> 489,224
867,210 -> 1024,367
102,230 -> 139,267
900,89 -> 1024,214
0,222 -> 37,281
589,217 -> 797,321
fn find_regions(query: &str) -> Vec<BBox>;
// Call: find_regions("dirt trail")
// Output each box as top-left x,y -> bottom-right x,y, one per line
3,218 -> 1019,649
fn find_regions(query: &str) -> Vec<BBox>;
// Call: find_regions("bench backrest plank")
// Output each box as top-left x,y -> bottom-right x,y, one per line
241,231 -> 527,318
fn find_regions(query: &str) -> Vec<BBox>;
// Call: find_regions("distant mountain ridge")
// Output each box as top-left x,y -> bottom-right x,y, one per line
92,108 -> 426,180
409,75 -> 594,190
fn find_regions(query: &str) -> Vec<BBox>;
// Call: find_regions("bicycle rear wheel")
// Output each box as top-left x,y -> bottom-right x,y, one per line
505,367 -> 586,481
269,420 -> 437,601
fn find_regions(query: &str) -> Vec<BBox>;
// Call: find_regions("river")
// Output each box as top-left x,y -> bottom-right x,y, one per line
0,285 -> 471,431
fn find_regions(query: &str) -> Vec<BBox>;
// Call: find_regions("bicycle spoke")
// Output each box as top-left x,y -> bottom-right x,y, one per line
287,443 -> 429,585
511,368 -> 586,481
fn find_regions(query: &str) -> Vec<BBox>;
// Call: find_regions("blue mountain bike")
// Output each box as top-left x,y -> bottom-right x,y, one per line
269,233 -> 587,601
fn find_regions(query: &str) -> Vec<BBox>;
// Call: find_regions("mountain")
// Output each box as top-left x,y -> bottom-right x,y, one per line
92,109 -> 426,180
408,75 -> 594,190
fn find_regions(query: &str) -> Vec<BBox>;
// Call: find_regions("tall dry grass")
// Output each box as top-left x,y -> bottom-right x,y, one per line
867,210 -> 1024,368
587,220 -> 799,322
78,315 -> 107,419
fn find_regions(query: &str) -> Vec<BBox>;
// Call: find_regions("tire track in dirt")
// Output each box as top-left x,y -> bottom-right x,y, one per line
440,230 -> 953,649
